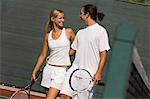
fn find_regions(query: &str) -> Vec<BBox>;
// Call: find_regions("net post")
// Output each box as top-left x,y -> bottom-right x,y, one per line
102,22 -> 138,99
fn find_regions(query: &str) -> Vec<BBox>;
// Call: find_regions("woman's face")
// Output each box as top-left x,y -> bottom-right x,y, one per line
53,12 -> 65,28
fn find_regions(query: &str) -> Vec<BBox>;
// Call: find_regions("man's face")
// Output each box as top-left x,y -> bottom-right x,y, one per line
80,8 -> 86,21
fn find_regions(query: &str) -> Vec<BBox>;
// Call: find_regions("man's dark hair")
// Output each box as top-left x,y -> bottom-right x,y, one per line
83,4 -> 105,21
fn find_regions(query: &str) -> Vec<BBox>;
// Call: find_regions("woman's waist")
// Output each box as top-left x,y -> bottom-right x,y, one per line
47,63 -> 69,68
47,60 -> 71,66
47,56 -> 70,62
48,50 -> 69,58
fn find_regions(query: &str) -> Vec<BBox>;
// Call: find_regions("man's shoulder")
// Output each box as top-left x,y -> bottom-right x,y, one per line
94,24 -> 107,34
96,23 -> 106,30
77,28 -> 85,34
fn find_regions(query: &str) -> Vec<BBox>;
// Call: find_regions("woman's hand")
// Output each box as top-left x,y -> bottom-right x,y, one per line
31,72 -> 36,81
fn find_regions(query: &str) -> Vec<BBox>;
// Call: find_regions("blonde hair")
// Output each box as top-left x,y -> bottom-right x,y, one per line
44,9 -> 64,33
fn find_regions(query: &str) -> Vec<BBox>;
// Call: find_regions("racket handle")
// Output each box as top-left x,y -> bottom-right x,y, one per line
30,69 -> 43,88
98,81 -> 105,86
36,69 -> 43,79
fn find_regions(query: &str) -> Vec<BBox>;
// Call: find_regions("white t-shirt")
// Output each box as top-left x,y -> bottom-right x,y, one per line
47,28 -> 71,66
71,23 -> 110,76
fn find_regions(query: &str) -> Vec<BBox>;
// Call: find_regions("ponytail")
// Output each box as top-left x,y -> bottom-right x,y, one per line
97,12 -> 105,21
44,19 -> 53,34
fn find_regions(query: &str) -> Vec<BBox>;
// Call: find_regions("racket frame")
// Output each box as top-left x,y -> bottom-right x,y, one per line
69,68 -> 105,98
69,69 -> 93,92
10,88 -> 30,99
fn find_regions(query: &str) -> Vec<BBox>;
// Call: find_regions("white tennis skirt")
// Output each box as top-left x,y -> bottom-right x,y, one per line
41,64 -> 67,90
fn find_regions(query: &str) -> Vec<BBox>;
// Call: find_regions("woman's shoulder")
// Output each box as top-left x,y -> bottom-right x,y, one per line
65,27 -> 74,33
65,27 -> 75,36
64,27 -> 75,41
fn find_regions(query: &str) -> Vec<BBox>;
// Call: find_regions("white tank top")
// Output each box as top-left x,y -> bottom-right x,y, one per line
47,28 -> 71,66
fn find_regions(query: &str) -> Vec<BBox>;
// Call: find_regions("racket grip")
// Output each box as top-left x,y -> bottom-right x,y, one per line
98,81 -> 105,86
31,69 -> 42,83
36,69 -> 42,79
30,69 -> 42,88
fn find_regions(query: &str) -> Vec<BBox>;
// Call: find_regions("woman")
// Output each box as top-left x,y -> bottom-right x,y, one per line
31,9 -> 75,99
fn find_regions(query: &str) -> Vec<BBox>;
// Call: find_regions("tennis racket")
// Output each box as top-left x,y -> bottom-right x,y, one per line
10,69 -> 43,99
69,68 -> 104,99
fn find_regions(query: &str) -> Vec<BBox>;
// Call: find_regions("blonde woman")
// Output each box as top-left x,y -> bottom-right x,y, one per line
31,9 -> 75,99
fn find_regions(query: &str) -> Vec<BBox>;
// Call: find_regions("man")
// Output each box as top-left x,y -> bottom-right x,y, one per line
60,4 -> 110,99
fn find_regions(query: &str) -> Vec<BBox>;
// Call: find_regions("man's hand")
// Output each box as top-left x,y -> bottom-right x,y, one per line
93,72 -> 102,85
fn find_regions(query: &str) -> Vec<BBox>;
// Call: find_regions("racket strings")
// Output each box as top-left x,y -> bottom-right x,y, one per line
73,75 -> 91,80
71,69 -> 92,92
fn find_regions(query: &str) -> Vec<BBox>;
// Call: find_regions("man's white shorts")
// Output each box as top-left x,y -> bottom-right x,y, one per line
60,64 -> 94,99
41,64 -> 67,90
